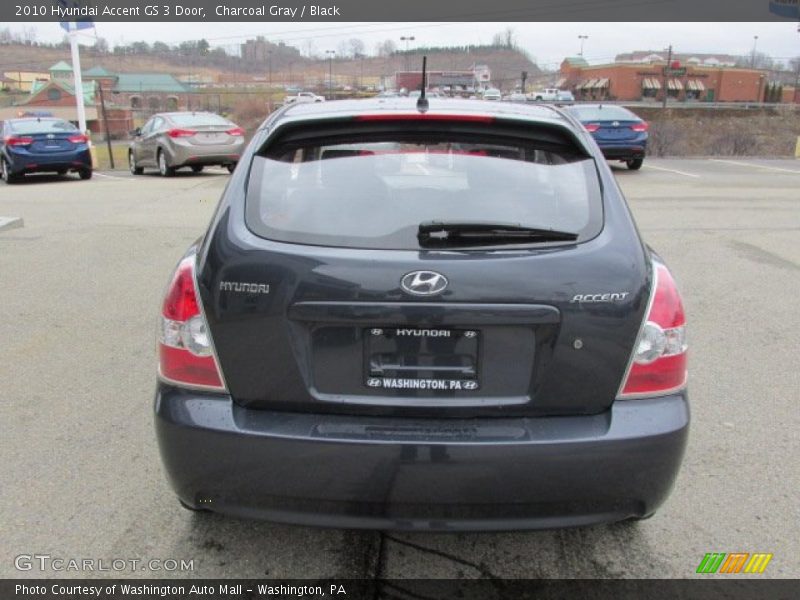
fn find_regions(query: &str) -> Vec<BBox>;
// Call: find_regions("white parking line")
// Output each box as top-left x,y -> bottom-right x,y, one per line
93,172 -> 132,180
642,164 -> 701,178
710,159 -> 800,174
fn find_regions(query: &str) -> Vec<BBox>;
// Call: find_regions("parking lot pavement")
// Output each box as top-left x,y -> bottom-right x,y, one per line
1,160 -> 798,580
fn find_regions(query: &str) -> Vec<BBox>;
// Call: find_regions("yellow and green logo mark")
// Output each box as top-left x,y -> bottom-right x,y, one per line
697,553 -> 773,574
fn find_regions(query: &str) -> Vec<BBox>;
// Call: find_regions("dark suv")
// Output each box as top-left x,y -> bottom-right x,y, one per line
154,99 -> 688,530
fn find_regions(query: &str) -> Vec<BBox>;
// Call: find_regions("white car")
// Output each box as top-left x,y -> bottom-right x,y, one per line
556,91 -> 575,103
482,88 -> 502,101
284,92 -> 325,105
505,92 -> 528,103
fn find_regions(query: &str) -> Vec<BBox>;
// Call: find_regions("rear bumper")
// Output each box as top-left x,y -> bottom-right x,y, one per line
6,147 -> 91,174
154,385 -> 689,531
598,143 -> 647,160
165,141 -> 242,168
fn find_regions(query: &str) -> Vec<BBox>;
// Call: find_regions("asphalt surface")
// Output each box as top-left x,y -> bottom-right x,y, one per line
1,159 -> 798,580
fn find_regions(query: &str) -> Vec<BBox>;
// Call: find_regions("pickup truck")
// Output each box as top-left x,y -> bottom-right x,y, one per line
283,92 -> 325,105
529,88 -> 560,101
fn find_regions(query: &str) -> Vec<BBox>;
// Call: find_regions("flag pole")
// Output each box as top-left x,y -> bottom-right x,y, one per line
68,23 -> 88,135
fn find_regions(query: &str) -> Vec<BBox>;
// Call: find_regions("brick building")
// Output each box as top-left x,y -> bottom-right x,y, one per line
391,65 -> 492,95
558,57 -> 777,103
7,62 -> 195,136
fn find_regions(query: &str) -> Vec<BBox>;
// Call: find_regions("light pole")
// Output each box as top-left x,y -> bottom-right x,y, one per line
751,35 -> 759,68
578,35 -> 588,57
326,50 -> 336,100
400,35 -> 415,71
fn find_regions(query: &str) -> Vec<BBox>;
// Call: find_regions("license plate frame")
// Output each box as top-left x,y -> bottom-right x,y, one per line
364,327 -> 481,391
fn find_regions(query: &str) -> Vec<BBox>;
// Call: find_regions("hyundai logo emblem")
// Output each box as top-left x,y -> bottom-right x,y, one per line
612,121 -> 620,127
400,271 -> 448,296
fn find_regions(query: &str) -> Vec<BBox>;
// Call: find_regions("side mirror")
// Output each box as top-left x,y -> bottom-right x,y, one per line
130,128 -> 141,137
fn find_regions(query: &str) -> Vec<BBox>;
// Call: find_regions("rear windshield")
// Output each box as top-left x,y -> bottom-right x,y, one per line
565,106 -> 638,122
245,123 -> 602,250
169,113 -> 231,127
8,119 -> 77,134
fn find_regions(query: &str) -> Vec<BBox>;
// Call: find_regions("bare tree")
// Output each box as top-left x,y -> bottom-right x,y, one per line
491,27 -> 516,49
302,38 -> 318,59
94,37 -> 109,54
347,38 -> 365,59
376,39 -> 396,58
22,26 -> 37,45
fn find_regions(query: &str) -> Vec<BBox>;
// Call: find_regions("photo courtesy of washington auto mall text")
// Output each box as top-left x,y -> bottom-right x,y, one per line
1,0 -> 799,599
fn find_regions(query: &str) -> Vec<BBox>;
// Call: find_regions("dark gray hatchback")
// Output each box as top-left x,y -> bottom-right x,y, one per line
154,98 -> 689,530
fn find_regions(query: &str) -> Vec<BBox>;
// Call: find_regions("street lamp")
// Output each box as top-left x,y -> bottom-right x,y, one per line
578,35 -> 588,57
326,50 -> 336,100
751,35 -> 759,68
400,35 -> 415,71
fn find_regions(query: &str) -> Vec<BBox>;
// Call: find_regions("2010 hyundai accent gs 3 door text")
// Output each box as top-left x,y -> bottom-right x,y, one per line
154,98 -> 689,531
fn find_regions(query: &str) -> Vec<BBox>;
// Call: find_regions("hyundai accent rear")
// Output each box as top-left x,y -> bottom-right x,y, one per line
154,98 -> 688,530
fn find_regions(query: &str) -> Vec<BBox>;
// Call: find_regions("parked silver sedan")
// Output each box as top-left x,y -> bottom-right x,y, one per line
128,112 -> 245,176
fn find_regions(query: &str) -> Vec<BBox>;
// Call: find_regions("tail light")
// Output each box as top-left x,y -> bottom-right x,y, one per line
618,260 -> 687,398
225,127 -> 245,136
68,134 -> 89,144
158,255 -> 226,391
584,123 -> 600,133
631,122 -> 649,132
4,136 -> 34,146
167,129 -> 197,139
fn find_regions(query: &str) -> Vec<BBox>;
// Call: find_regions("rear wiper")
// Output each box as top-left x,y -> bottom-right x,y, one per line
417,221 -> 579,247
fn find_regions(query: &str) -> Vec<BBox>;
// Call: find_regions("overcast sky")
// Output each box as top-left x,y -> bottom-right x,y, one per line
9,21 -> 800,70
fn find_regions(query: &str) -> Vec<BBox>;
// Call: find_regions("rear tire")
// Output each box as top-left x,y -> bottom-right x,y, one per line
57,169 -> 67,176
226,163 -> 236,174
157,149 -> 175,177
191,165 -> 203,173
79,169 -> 92,180
129,152 -> 143,175
178,498 -> 207,513
1,158 -> 18,184
626,158 -> 644,170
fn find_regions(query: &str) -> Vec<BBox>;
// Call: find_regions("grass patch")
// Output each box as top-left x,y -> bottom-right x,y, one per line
92,142 -> 130,171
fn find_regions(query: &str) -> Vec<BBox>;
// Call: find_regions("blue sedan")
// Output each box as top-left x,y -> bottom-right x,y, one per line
564,104 -> 648,170
1,118 -> 92,183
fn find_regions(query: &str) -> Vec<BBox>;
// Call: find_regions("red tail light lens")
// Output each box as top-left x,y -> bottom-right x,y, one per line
584,123 -> 600,133
225,127 -> 245,136
4,136 -> 34,146
167,129 -> 197,139
355,114 -> 494,123
631,122 -> 649,132
158,256 -> 225,391
68,134 -> 89,144
618,261 -> 687,398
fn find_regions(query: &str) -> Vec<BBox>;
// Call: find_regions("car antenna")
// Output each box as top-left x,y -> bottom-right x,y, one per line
417,56 -> 429,113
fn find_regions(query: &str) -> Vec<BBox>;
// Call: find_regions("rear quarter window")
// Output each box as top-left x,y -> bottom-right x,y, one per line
245,118 -> 603,250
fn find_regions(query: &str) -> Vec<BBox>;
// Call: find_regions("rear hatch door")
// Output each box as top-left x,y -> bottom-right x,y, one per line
199,113 -> 649,417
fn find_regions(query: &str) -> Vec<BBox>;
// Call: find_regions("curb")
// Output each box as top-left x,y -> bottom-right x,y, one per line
0,216 -> 24,232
